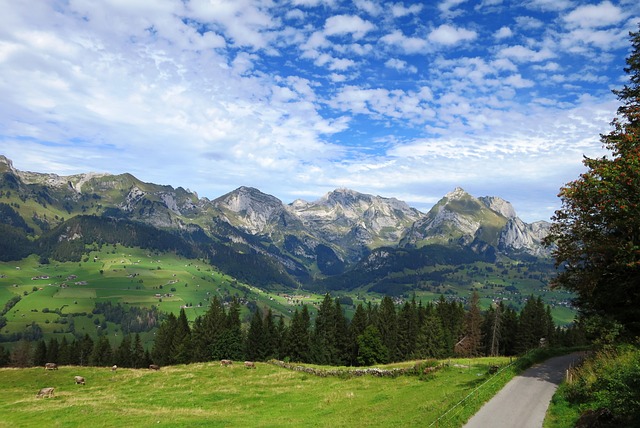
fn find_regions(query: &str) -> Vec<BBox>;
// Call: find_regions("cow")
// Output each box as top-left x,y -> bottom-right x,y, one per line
111,365 -> 118,372
36,387 -> 55,398
74,376 -> 85,385
220,359 -> 233,366
44,362 -> 58,370
149,364 -> 160,371
244,361 -> 256,369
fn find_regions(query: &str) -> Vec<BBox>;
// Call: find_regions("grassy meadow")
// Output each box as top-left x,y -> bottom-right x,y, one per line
0,357 -> 515,428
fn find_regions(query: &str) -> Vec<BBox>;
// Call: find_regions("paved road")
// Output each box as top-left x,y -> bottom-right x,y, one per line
464,353 -> 585,428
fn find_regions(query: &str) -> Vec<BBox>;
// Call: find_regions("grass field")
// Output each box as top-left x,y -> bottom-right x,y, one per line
0,357 -> 515,428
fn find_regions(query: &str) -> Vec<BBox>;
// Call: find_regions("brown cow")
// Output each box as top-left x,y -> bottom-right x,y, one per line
36,387 -> 55,398
44,362 -> 58,370
74,376 -> 85,385
244,361 -> 256,369
220,359 -> 233,366
149,364 -> 160,370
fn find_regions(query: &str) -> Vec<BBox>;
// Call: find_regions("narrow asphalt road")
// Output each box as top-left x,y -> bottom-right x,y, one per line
463,352 -> 585,428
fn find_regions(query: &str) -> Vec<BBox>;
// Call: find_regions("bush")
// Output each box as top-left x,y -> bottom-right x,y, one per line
564,344 -> 640,425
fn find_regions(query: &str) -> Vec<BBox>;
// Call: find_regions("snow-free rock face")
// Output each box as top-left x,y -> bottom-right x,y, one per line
289,188 -> 424,248
479,196 -> 517,219
499,218 -> 552,256
213,186 -> 301,235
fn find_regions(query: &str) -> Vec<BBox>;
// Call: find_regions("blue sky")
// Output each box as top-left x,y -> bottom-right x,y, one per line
1,0 -> 639,222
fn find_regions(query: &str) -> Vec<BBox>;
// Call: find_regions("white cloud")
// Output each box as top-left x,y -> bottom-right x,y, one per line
563,1 -> 625,29
324,15 -> 375,39
384,58 -> 417,73
494,26 -> 513,39
391,3 -> 423,17
498,45 -> 556,63
380,30 -> 428,53
428,24 -> 477,45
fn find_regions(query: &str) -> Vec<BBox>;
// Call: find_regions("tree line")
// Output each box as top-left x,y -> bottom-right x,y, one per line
151,292 -> 584,367
0,293 -> 585,369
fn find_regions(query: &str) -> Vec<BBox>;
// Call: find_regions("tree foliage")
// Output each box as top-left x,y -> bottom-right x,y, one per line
546,27 -> 640,336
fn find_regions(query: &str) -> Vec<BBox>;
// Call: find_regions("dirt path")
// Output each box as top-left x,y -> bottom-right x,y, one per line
463,353 -> 585,428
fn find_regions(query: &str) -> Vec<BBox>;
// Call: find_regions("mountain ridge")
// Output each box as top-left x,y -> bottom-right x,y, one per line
0,155 -> 551,293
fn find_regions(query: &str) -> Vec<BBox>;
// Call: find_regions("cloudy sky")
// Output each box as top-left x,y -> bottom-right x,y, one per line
1,0 -> 639,222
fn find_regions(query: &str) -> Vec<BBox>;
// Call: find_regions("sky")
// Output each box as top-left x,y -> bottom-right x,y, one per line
1,1 -> 639,222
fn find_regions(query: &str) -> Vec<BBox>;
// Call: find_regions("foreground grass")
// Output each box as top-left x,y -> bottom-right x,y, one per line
0,357 -> 513,428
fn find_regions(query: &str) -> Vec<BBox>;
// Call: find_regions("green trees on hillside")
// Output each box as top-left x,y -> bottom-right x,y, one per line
546,27 -> 640,337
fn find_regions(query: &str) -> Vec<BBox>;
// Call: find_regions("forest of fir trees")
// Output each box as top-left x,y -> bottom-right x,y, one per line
0,292 -> 586,368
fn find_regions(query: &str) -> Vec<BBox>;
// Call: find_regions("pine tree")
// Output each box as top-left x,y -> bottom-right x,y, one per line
460,292 -> 483,357
90,335 -> 113,366
33,340 -> 47,366
152,312 -> 177,365
245,308 -> 265,361
131,333 -> 145,368
287,305 -> 311,363
413,312 -> 447,359
115,334 -> 133,368
376,296 -> 398,361
173,308 -> 191,364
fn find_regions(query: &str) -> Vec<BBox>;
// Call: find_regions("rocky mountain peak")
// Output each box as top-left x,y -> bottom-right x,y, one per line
479,196 -> 516,219
444,187 -> 470,200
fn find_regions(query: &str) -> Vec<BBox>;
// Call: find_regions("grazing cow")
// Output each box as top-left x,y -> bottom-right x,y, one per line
244,361 -> 256,369
36,387 -> 55,398
220,359 -> 233,366
149,364 -> 160,370
44,363 -> 58,370
74,376 -> 85,385
111,365 -> 118,372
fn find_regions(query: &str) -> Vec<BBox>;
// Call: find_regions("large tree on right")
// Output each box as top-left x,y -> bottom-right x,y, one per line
546,26 -> 640,336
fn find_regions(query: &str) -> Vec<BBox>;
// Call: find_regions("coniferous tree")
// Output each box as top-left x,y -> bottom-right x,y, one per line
115,334 -> 132,367
287,305 -> 311,362
152,312 -> 177,365
131,333 -> 145,368
90,335 -> 113,366
357,325 -> 388,366
275,315 -> 288,360
58,336 -> 72,365
77,334 -> 94,366
173,308 -> 191,364
245,308 -> 265,361
312,294 -> 338,365
377,296 -> 398,361
33,340 -> 47,366
459,292 -> 483,357
349,303 -> 369,365
413,312 -> 447,359
397,297 -> 419,361
46,338 -> 59,363
333,298 -> 350,366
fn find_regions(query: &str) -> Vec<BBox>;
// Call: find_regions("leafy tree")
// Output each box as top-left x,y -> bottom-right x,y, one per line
545,27 -> 640,336
151,312 -> 177,365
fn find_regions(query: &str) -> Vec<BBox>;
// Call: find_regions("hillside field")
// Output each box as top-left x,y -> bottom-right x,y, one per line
0,357 -> 514,427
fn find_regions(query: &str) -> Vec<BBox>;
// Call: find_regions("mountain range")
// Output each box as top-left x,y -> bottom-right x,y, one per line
0,154 -> 552,294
